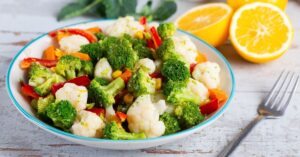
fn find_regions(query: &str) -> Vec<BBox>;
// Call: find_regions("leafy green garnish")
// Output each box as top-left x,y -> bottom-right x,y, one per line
57,0 -> 177,21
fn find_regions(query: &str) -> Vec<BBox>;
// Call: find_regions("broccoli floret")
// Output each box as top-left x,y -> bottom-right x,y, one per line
161,59 -> 190,82
78,60 -> 94,77
157,23 -> 176,39
159,112 -> 181,135
163,80 -> 201,105
95,32 -> 106,41
36,94 -> 55,115
45,100 -> 77,130
122,34 -> 153,59
55,55 -> 82,80
88,77 -> 125,108
28,63 -> 65,96
128,68 -> 156,97
103,121 -> 146,140
134,44 -> 153,59
102,37 -> 138,70
156,38 -> 182,61
80,42 -> 104,62
174,102 -> 204,129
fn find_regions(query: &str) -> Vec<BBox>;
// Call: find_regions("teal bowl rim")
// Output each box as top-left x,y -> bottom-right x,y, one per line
6,19 -> 235,143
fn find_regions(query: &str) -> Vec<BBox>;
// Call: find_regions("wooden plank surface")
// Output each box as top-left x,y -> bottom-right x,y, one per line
1,0 -> 300,156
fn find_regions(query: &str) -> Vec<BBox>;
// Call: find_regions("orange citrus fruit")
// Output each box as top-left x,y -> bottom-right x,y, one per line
230,2 -> 293,63
175,3 -> 233,47
227,0 -> 288,10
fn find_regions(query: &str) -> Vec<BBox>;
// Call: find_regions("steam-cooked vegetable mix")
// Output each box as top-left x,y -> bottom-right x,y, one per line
20,16 -> 228,140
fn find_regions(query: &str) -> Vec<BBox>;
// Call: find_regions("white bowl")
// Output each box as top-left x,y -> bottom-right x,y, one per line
6,19 -> 235,150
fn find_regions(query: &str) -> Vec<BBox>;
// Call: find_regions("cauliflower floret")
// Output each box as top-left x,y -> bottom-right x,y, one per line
71,110 -> 105,138
172,35 -> 198,64
94,58 -> 113,81
134,58 -> 156,74
105,16 -> 144,37
55,83 -> 88,111
59,35 -> 89,54
192,62 -> 221,89
151,92 -> 168,115
187,78 -> 209,104
127,95 -> 165,138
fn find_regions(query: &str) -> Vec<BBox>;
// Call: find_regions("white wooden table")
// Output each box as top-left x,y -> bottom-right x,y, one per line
1,0 -> 300,156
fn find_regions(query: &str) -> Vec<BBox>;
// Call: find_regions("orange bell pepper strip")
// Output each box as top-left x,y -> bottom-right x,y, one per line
209,89 -> 228,104
120,69 -> 132,83
116,112 -> 127,122
43,45 -> 56,60
70,52 -> 91,61
49,28 -> 97,43
20,58 -> 57,69
86,27 -> 102,34
196,53 -> 207,63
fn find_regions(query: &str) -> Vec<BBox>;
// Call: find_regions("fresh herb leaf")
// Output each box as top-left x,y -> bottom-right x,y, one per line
101,0 -> 137,18
57,0 -> 102,21
152,0 -> 177,21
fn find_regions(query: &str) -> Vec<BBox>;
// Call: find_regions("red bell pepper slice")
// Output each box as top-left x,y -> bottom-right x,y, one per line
49,28 -> 97,43
116,111 -> 127,122
20,58 -> 57,69
51,75 -> 91,94
149,26 -> 162,48
139,16 -> 147,25
200,98 -> 219,115
149,72 -> 163,79
21,84 -> 40,99
147,40 -> 155,49
190,63 -> 197,73
86,107 -> 105,116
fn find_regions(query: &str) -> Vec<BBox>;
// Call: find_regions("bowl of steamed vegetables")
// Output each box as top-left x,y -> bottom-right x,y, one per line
6,16 -> 235,149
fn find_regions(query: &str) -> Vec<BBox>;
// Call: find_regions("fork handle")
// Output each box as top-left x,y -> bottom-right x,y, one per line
217,115 -> 265,157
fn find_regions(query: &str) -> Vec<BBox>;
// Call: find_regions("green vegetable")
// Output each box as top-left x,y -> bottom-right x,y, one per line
78,60 -> 94,77
157,23 -> 176,40
128,68 -> 155,97
88,77 -> 125,108
156,38 -> 182,61
103,121 -> 146,140
123,34 -> 153,59
152,0 -> 177,21
159,112 -> 181,135
101,0 -> 137,18
174,102 -> 204,129
57,0 -> 177,22
28,63 -> 65,96
161,59 -> 190,82
57,0 -> 102,21
103,37 -> 138,70
95,32 -> 106,40
55,55 -> 82,80
36,94 -> 55,115
45,100 -> 77,130
80,42 -> 104,62
163,80 -> 202,105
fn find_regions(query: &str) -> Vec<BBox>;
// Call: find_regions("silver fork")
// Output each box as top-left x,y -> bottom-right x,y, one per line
217,71 -> 299,157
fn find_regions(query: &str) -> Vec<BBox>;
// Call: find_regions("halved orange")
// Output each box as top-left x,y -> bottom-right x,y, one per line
230,2 -> 293,63
227,0 -> 288,10
175,3 -> 233,47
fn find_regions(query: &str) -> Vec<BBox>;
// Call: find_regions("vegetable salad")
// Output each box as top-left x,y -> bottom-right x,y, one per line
20,16 -> 228,140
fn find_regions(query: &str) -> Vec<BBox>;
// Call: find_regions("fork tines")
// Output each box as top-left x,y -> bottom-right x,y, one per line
261,71 -> 299,114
